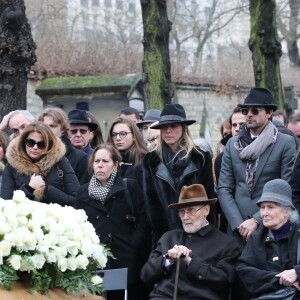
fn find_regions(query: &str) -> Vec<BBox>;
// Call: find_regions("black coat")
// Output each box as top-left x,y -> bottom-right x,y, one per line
62,135 -> 90,185
237,223 -> 300,299
74,174 -> 150,284
141,224 -> 240,300
1,137 -> 80,206
143,147 -> 215,244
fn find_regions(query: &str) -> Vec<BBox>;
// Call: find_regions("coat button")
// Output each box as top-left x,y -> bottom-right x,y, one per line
107,214 -> 109,218
198,275 -> 203,280
96,215 -> 100,219
108,233 -> 111,238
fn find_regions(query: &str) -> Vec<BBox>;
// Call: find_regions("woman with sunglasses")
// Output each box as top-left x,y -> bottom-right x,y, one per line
106,117 -> 148,186
143,104 -> 215,246
1,122 -> 80,205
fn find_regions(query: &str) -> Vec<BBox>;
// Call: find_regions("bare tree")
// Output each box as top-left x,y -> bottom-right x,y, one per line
277,0 -> 300,67
0,0 -> 36,118
168,0 -> 246,76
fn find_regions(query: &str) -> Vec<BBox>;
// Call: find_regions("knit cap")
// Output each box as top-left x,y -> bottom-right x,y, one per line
256,179 -> 295,209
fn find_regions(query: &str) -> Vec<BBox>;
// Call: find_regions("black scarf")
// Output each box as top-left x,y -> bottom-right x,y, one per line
163,144 -> 191,181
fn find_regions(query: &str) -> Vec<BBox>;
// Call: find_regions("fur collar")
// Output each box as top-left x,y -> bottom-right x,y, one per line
6,136 -> 66,176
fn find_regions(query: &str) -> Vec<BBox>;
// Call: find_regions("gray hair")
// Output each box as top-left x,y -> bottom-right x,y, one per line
288,208 -> 300,224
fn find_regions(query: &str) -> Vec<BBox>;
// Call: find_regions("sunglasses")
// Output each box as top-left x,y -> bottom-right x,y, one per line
69,128 -> 89,135
25,138 -> 46,150
241,107 -> 264,116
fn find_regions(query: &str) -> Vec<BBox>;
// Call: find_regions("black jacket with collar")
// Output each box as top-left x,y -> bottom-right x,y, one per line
143,147 -> 215,245
237,222 -> 300,298
74,173 -> 150,284
141,224 -> 240,300
62,135 -> 90,185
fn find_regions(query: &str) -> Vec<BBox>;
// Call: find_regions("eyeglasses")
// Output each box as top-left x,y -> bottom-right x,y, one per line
111,131 -> 132,139
241,107 -> 264,116
69,128 -> 89,135
178,206 -> 205,218
147,136 -> 159,144
25,138 -> 46,150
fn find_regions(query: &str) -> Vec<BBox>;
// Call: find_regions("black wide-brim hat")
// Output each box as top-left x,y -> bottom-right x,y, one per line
68,109 -> 98,131
151,104 -> 195,129
238,87 -> 278,111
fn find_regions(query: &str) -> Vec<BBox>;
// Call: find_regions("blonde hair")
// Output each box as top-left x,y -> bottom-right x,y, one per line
157,123 -> 204,163
38,107 -> 69,135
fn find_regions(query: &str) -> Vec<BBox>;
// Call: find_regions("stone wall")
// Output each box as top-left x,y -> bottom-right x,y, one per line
28,80 -> 297,151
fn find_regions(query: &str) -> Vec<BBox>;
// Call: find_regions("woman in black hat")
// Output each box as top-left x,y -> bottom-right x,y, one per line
143,103 -> 215,246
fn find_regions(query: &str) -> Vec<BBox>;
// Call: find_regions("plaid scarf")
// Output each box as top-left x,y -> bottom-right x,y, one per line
234,121 -> 278,192
88,170 -> 118,203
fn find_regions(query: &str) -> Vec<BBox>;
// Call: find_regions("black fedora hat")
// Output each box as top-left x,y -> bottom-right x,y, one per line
136,109 -> 161,127
238,87 -> 278,111
151,104 -> 195,129
68,109 -> 98,131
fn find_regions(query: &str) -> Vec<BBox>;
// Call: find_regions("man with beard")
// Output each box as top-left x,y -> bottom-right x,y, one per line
141,184 -> 240,300
218,88 -> 297,249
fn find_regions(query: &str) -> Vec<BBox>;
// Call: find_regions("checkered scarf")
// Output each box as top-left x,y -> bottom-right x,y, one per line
88,170 -> 118,203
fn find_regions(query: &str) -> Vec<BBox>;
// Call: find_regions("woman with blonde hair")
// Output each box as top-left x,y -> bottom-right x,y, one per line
143,104 -> 214,245
106,117 -> 148,185
1,121 -> 80,205
38,107 -> 90,184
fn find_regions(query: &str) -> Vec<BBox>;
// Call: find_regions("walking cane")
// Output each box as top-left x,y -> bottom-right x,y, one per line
173,258 -> 181,300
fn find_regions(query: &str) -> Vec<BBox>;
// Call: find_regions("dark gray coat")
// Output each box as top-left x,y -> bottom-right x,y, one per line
237,223 -> 300,299
218,133 -> 296,233
141,224 -> 240,300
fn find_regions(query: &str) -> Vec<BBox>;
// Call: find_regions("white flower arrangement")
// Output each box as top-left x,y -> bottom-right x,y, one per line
0,190 -> 112,295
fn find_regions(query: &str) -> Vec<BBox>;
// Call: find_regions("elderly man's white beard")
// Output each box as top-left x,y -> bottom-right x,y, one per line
182,219 -> 208,233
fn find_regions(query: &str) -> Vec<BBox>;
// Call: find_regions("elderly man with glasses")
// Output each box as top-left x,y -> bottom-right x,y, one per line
218,88 -> 297,250
67,109 -> 98,156
141,184 -> 240,300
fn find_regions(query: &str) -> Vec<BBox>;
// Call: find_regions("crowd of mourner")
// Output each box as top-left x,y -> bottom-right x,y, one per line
2,87 -> 300,299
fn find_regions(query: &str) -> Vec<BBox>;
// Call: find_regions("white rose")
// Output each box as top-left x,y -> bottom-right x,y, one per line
22,231 -> 37,251
58,258 -> 68,272
67,257 -> 77,271
20,257 -> 34,272
0,240 -> 11,257
9,255 -> 21,270
76,254 -> 89,269
30,254 -> 45,269
68,246 -> 79,257
91,275 -> 103,286
12,190 -> 27,203
0,222 -> 11,235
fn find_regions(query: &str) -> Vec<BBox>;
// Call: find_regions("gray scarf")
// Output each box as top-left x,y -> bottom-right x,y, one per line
88,170 -> 118,203
234,122 -> 278,191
